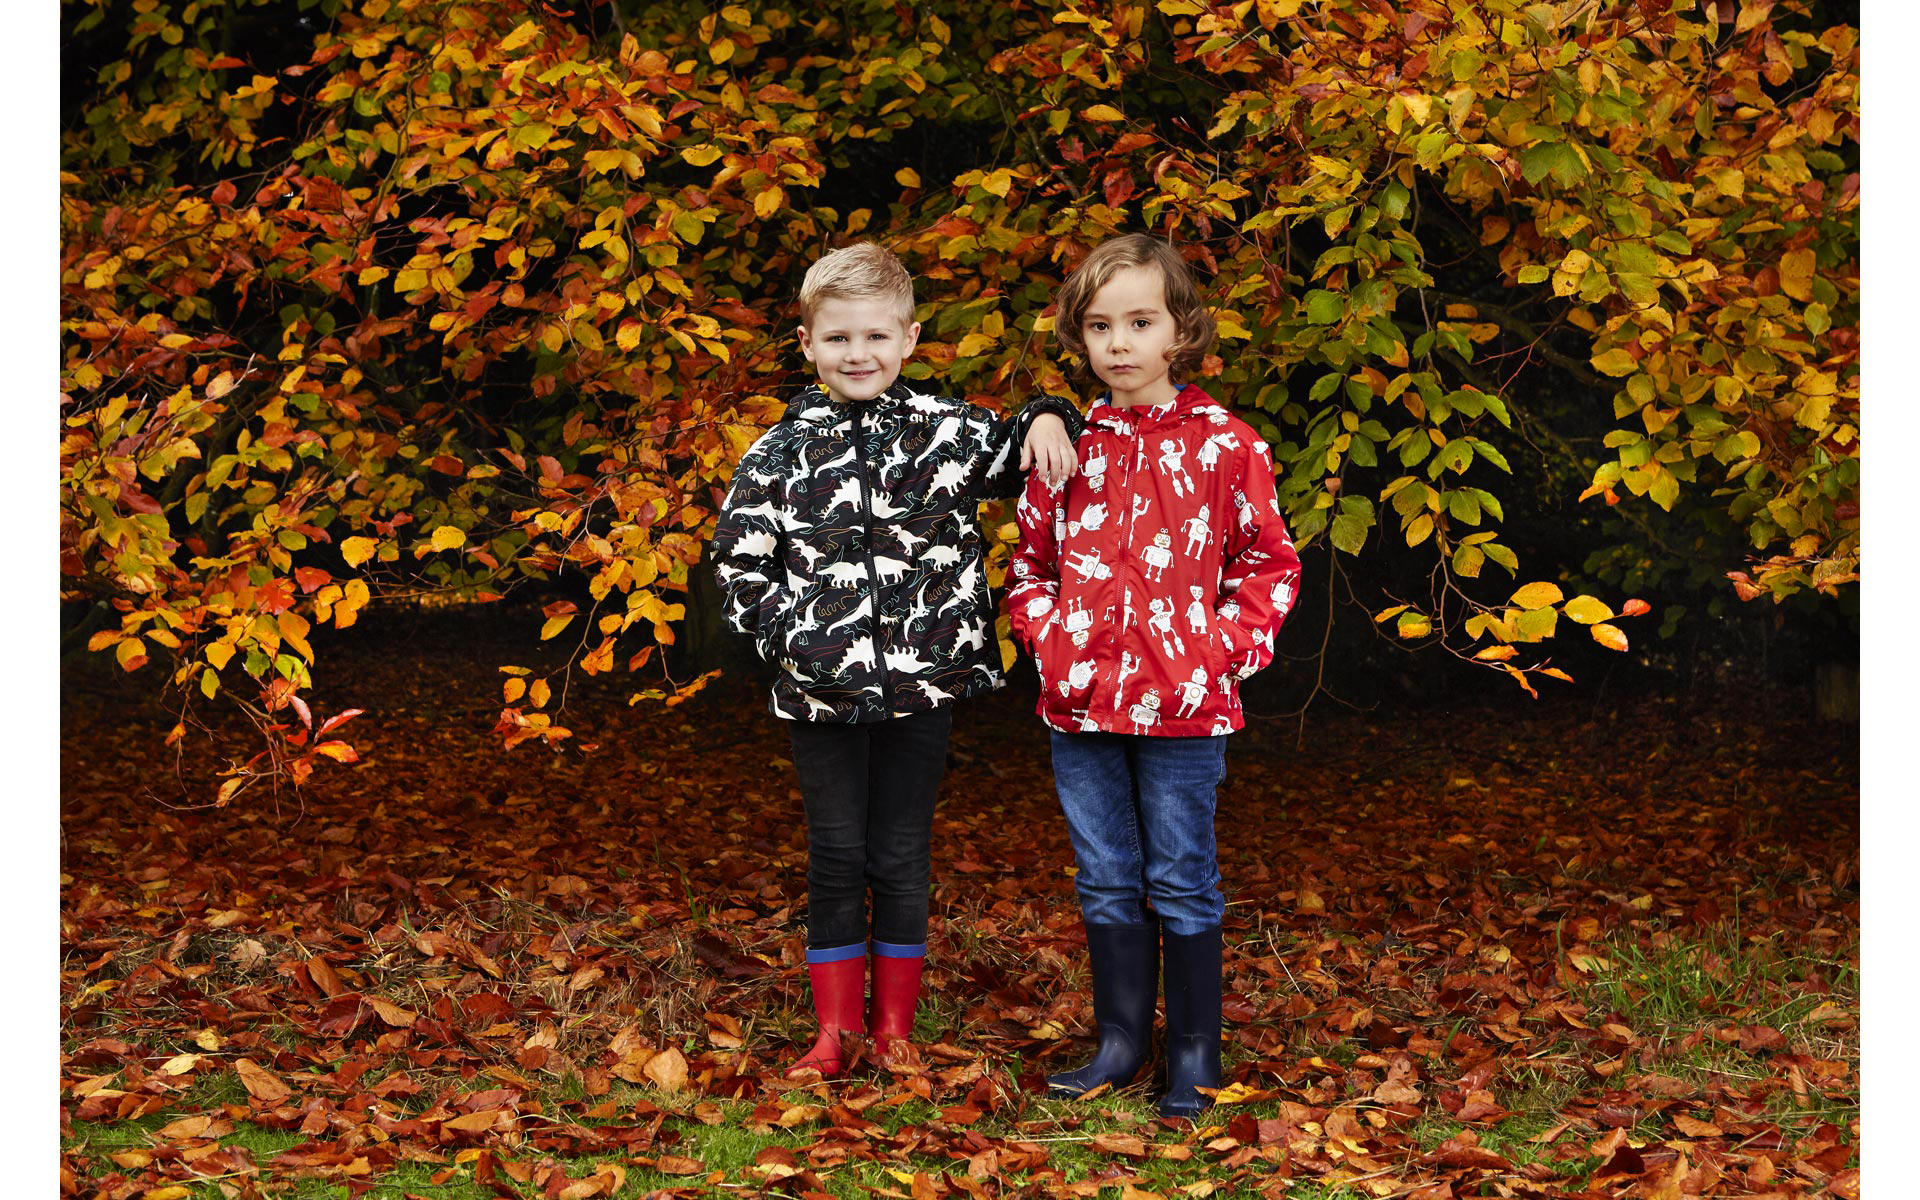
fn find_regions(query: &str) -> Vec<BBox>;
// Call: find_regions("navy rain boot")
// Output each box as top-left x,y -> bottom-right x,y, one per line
1159,925 -> 1223,1119
1047,921 -> 1158,1097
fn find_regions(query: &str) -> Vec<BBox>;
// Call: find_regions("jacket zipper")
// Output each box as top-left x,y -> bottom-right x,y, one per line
851,406 -> 896,715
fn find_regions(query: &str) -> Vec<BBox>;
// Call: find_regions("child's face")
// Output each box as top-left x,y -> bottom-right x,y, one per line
798,297 -> 920,403
1081,264 -> 1182,408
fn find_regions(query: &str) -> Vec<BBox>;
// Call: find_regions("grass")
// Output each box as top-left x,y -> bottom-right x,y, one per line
63,919 -> 1860,1198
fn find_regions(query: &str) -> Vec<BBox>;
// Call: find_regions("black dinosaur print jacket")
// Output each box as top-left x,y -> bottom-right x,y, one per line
712,380 -> 1082,723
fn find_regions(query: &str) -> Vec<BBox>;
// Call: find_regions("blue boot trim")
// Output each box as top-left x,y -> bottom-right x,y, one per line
805,941 -> 868,964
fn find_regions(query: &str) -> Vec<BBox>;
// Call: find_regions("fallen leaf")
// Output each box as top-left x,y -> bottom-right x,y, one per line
234,1058 -> 291,1105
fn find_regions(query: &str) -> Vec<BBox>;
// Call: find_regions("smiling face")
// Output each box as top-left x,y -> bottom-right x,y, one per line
1080,263 -> 1184,408
798,297 -> 920,403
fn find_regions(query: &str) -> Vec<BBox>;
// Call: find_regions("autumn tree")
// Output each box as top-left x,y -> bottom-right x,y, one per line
60,0 -> 1858,797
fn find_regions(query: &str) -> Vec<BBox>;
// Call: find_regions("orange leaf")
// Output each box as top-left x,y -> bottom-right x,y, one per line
234,1058 -> 291,1104
1590,623 -> 1629,652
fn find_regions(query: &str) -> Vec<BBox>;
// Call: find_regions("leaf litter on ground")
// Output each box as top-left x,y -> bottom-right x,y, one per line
61,610 -> 1858,1199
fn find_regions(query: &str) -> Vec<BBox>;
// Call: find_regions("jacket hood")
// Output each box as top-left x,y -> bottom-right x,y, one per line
1087,383 -> 1228,436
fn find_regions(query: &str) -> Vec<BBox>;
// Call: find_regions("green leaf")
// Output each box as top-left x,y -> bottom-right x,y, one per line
1520,141 -> 1586,187
1330,512 -> 1370,555
1304,290 -> 1346,325
1515,605 -> 1559,640
1650,468 -> 1680,511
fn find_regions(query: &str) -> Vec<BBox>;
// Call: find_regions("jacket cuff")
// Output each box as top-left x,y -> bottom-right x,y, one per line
1016,394 -> 1085,442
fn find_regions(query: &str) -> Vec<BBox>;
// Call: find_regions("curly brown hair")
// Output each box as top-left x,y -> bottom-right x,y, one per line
1051,234 -> 1217,387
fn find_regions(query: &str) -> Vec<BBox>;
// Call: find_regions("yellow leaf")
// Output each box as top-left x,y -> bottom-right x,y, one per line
1562,594 -> 1614,625
341,536 -> 379,567
895,167 -> 921,187
115,637 -> 148,672
1081,103 -> 1126,122
1778,247 -> 1815,302
431,525 -> 467,551
753,185 -> 784,218
682,143 -> 723,167
530,678 -> 551,708
541,614 -> 575,640
499,20 -> 540,51
205,371 -> 235,399
1211,1081 -> 1265,1105
1510,581 -> 1564,610
1591,622 -> 1629,652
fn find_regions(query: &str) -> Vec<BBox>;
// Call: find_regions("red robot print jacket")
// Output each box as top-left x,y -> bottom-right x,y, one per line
1006,384 -> 1302,737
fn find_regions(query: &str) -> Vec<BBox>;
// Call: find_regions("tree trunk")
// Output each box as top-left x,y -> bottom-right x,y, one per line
672,556 -> 756,676
1815,660 -> 1859,723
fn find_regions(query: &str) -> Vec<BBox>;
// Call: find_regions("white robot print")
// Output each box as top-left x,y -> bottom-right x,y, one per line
1196,430 -> 1241,471
1068,502 -> 1109,537
1159,439 -> 1195,497
1062,597 -> 1093,644
1175,667 -> 1210,719
1185,586 -> 1210,636
1233,489 -> 1257,535
1113,650 -> 1142,705
1067,548 -> 1113,583
1141,530 -> 1174,582
1182,506 -> 1212,558
1147,597 -> 1186,658
1080,447 -> 1109,492
1057,657 -> 1098,697
1128,689 -> 1163,733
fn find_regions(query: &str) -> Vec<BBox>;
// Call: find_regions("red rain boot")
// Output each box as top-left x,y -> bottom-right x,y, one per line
868,941 -> 926,1066
787,948 -> 866,1079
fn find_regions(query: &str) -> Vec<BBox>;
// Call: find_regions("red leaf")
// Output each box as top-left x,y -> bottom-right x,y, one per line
294,566 -> 332,593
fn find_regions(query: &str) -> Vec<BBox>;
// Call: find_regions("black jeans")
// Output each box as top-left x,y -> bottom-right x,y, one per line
787,707 -> 953,949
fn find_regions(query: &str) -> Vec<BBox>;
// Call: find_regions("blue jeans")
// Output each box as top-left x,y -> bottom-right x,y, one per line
1048,731 -> 1229,935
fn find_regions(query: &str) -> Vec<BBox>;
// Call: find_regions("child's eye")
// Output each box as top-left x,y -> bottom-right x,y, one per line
1134,318 -> 1153,329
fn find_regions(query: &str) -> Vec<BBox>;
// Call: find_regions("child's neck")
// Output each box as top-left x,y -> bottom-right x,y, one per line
1108,381 -> 1183,410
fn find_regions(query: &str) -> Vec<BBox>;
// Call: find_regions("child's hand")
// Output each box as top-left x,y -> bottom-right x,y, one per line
1020,413 -> 1077,487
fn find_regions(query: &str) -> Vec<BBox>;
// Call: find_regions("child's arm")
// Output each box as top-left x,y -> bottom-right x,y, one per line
971,395 -> 1085,500
1214,438 -> 1304,678
1005,469 -> 1067,652
709,436 -> 796,663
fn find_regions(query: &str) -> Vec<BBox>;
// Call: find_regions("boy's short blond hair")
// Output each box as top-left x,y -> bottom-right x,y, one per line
798,242 -> 916,327
1053,234 -> 1217,386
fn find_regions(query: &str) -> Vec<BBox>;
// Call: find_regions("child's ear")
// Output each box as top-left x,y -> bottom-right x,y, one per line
797,324 -> 816,362
901,319 -> 921,357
